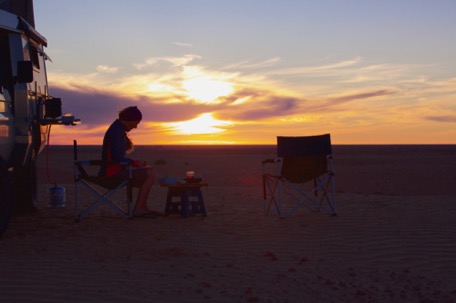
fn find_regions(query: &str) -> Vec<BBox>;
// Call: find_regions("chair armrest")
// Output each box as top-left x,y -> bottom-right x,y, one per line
109,161 -> 134,178
75,160 -> 134,179
262,158 -> 280,164
110,160 -> 131,166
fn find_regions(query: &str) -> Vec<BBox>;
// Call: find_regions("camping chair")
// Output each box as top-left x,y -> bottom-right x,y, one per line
73,140 -> 133,221
262,134 -> 337,218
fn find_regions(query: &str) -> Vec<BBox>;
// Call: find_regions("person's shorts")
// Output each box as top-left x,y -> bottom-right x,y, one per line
113,167 -> 151,187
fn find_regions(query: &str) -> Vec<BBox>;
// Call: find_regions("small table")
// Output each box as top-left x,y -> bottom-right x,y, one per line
162,183 -> 208,217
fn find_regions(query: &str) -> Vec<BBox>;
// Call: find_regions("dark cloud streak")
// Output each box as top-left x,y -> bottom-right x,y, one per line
331,89 -> 397,104
296,89 -> 398,113
424,115 -> 456,123
218,96 -> 299,120
51,87 -> 214,126
51,85 -> 398,130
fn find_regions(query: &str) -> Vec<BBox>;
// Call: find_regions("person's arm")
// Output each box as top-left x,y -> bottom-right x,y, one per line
107,123 -> 133,164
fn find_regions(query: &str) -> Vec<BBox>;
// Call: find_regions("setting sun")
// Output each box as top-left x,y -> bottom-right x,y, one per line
167,113 -> 232,135
182,67 -> 234,104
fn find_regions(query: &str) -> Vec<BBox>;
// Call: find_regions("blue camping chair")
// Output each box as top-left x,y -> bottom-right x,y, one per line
73,140 -> 133,221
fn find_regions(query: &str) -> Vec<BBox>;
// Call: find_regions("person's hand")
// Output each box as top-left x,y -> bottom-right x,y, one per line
134,160 -> 148,167
138,160 -> 148,167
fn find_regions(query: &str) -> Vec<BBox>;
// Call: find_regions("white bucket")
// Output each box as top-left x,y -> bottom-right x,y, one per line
48,186 -> 66,208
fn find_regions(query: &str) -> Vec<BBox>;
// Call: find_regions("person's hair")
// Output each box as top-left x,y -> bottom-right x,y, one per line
119,106 -> 142,121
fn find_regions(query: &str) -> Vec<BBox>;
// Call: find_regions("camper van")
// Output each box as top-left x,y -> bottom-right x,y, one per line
0,0 -> 76,236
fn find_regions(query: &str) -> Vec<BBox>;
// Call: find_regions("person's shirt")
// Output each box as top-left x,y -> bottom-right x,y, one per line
99,119 -> 134,176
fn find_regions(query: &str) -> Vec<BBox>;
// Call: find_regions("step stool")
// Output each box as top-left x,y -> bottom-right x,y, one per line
163,183 -> 207,217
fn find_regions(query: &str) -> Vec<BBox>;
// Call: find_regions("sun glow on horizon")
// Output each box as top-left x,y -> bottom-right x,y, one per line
167,113 -> 233,135
45,52 -> 456,146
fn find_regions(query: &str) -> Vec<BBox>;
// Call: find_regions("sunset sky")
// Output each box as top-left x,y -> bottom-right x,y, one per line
34,0 -> 456,145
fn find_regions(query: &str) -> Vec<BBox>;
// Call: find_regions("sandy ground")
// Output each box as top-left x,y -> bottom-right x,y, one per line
1,145 -> 456,303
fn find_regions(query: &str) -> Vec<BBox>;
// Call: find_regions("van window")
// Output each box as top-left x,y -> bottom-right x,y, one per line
0,32 -> 12,86
30,43 -> 40,69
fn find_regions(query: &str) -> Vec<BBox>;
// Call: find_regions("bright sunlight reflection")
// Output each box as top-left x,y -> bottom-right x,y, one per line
169,113 -> 232,135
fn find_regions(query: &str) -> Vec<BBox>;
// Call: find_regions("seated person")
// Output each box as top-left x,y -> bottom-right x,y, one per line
99,106 -> 157,217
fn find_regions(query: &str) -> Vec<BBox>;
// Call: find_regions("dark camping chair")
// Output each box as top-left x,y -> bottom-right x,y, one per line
73,140 -> 133,221
262,134 -> 337,218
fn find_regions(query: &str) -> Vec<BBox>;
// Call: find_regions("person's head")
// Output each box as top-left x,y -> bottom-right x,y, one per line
119,106 -> 142,132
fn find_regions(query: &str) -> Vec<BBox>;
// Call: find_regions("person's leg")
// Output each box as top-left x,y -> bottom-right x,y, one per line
132,167 -> 155,215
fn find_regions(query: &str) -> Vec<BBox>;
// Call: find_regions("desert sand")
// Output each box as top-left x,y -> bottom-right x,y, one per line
1,144 -> 455,302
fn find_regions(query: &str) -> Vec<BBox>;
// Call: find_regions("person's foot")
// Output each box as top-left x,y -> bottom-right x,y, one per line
133,209 -> 161,217
134,212 -> 158,218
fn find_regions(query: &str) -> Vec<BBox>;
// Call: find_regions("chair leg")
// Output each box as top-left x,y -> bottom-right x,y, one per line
75,181 -> 130,220
281,175 -> 337,218
263,175 -> 282,217
328,175 -> 337,215
127,184 -> 134,218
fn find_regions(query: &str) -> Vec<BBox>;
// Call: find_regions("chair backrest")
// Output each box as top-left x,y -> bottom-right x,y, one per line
277,134 -> 332,183
277,134 -> 332,157
73,139 -> 131,189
